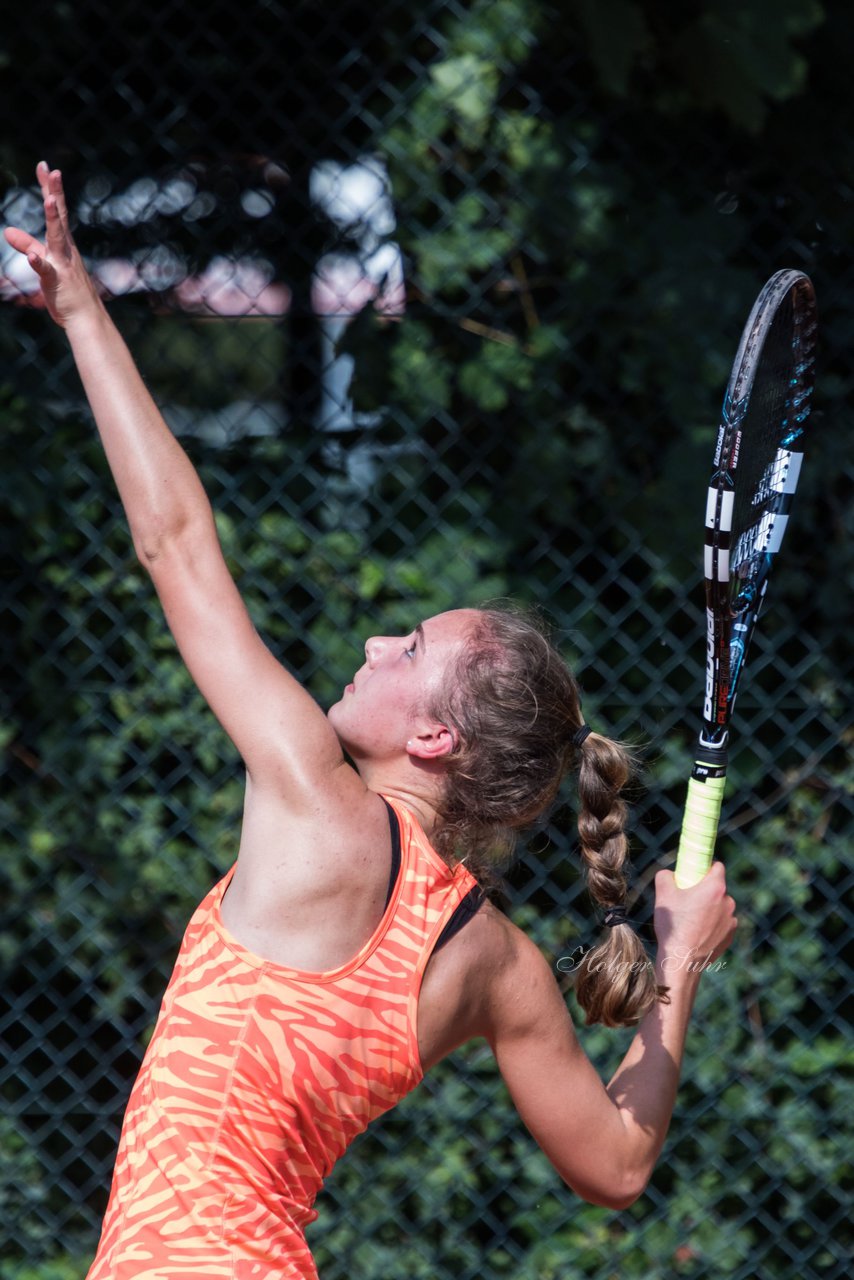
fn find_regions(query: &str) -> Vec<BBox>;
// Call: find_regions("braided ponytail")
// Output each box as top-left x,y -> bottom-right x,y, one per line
424,603 -> 667,1027
572,732 -> 667,1027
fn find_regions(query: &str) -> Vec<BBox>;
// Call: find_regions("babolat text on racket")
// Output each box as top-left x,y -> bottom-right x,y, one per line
675,269 -> 818,888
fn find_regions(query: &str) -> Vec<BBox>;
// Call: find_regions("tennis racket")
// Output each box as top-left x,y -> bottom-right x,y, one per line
674,269 -> 818,888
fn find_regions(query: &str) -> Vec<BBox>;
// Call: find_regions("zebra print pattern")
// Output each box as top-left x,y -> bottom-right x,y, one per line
86,799 -> 478,1279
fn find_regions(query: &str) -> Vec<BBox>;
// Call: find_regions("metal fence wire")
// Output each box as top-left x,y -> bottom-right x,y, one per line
1,2 -> 852,1277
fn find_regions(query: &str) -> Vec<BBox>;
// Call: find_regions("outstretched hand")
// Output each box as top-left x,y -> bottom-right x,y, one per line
4,162 -> 102,328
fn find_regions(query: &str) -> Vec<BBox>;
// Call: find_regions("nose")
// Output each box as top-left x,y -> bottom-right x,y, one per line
365,636 -> 387,667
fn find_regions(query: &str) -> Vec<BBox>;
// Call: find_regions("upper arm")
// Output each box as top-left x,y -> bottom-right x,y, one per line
483,926 -> 643,1209
142,514 -> 346,796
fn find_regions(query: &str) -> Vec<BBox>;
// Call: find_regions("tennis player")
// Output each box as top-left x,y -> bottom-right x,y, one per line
6,164 -> 737,1280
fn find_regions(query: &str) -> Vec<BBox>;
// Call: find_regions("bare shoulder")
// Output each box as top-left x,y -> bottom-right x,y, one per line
238,768 -> 390,893
221,776 -> 399,970
477,906 -> 570,1043
418,899 -> 567,1070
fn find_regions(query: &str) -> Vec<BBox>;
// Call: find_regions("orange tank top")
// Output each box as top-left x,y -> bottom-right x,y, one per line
85,798 -> 479,1280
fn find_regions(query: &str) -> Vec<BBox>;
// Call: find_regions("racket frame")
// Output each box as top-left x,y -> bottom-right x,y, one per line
675,269 -> 817,887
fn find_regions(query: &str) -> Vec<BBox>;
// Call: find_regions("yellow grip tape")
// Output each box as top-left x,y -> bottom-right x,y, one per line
675,771 -> 726,888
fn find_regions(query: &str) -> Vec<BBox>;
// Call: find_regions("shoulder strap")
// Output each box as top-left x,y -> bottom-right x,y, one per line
432,884 -> 485,953
380,796 -> 483,949
382,797 -> 402,909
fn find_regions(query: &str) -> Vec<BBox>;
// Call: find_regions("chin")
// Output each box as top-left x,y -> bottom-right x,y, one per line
326,703 -> 352,748
326,703 -> 344,742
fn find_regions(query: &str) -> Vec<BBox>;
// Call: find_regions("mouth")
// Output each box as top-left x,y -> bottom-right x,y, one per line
345,682 -> 355,694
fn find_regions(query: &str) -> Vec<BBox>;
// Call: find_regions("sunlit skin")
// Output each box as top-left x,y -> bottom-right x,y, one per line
328,609 -> 479,779
4,164 -> 738,1214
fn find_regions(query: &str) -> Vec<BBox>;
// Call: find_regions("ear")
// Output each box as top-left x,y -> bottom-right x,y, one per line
405,722 -> 457,761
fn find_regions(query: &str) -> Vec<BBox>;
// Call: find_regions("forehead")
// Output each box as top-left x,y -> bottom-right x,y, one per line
421,609 -> 480,645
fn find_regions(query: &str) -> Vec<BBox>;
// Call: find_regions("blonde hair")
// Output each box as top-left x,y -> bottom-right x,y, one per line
429,603 -> 666,1027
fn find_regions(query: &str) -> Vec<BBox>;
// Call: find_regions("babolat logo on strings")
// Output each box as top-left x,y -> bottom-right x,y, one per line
732,510 -> 777,569
751,448 -> 791,506
713,425 -> 726,467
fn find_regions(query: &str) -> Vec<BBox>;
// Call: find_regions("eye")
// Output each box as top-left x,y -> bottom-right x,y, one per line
403,639 -> 417,659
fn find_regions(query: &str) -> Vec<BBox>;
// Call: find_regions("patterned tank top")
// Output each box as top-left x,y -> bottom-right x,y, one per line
85,798 -> 479,1280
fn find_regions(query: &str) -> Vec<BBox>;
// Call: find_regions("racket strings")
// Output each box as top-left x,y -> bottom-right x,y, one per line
705,272 -> 817,723
677,270 -> 817,886
726,290 -> 816,607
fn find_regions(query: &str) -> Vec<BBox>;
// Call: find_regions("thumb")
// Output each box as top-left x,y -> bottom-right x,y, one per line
4,226 -> 37,251
4,226 -> 48,266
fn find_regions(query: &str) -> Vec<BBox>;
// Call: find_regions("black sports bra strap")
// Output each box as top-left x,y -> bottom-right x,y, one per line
379,799 -> 483,948
381,798 -> 402,909
433,885 -> 485,953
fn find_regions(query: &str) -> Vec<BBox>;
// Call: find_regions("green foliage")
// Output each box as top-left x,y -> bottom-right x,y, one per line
575,0 -> 651,95
430,55 -> 501,147
574,0 -> 824,130
0,1263 -> 87,1280
665,0 -> 824,131
388,320 -> 454,412
0,1118 -> 53,1258
129,314 -> 284,410
348,0 -> 834,599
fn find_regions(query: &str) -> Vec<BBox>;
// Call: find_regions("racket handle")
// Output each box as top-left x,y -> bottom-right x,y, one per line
675,758 -> 727,888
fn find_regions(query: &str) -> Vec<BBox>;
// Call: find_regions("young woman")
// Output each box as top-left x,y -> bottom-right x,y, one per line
6,164 -> 737,1280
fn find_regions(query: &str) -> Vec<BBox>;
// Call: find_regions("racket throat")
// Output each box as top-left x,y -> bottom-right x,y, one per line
693,738 -> 728,778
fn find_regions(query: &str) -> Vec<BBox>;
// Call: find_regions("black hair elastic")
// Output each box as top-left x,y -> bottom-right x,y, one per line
572,723 -> 592,748
602,906 -> 630,928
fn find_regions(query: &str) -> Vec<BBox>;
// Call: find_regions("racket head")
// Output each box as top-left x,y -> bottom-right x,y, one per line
701,269 -> 818,750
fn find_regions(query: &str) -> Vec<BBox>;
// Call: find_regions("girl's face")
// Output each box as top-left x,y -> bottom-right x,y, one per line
328,609 -> 478,766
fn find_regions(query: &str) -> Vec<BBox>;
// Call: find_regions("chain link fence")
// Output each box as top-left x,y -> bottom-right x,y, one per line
1,2 -> 852,1277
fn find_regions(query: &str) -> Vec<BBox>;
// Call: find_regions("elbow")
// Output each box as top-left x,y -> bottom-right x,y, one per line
132,514 -> 174,567
132,513 -> 197,569
134,532 -> 164,568
578,1187 -> 645,1212
564,1167 -> 650,1212
602,1180 -> 647,1212
611,1164 -> 651,1209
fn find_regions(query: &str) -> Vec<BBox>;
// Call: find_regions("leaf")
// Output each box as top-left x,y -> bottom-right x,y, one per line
430,54 -> 501,146
576,0 -> 651,95
672,0 -> 824,131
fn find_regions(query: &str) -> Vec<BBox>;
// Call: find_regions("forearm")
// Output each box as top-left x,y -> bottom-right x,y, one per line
65,304 -> 212,559
605,954 -> 702,1187
495,869 -> 735,1210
